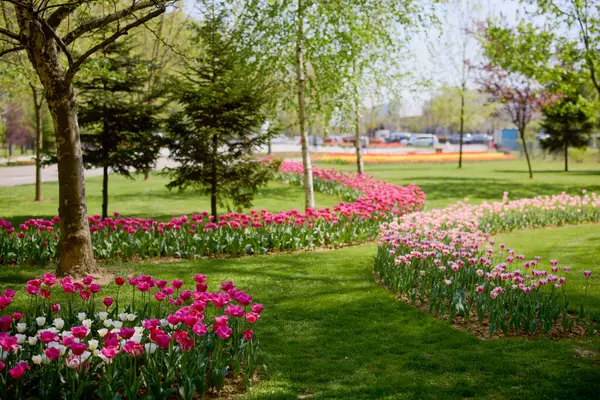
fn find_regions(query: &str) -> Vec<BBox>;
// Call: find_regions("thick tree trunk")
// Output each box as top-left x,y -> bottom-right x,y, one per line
564,141 -> 568,172
31,85 -> 43,201
144,169 -> 151,181
458,91 -> 465,169
295,0 -> 315,209
17,10 -> 97,277
102,164 -> 109,220
520,129 -> 533,179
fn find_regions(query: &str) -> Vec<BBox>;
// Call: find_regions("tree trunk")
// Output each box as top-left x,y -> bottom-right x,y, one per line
520,129 -> 533,179
355,99 -> 364,174
102,164 -> 109,220
31,85 -> 43,202
564,141 -> 568,172
458,91 -> 465,169
48,86 -> 98,277
267,137 -> 272,155
8,143 -> 13,157
211,133 -> 218,220
295,0 -> 315,209
18,10 -> 97,277
144,169 -> 151,181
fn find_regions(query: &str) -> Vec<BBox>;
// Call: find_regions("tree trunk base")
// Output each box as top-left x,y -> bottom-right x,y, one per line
56,233 -> 99,278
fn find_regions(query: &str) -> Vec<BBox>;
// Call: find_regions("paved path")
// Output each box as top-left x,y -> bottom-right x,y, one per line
0,144 -> 490,187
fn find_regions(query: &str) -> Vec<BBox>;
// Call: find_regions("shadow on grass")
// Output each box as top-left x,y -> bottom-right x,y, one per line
119,249 -> 600,400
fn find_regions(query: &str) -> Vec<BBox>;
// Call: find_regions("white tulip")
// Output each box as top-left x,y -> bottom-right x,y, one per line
131,334 -> 143,344
112,321 -> 123,329
159,319 -> 168,327
118,313 -> 128,322
127,314 -> 136,322
15,334 -> 26,344
82,319 -> 92,328
32,355 -> 43,365
77,312 -> 87,321
88,339 -> 99,351
52,318 -> 65,330
80,351 -> 92,362
97,328 -> 108,338
28,336 -> 38,346
16,323 -> 27,333
36,316 -> 46,327
103,319 -> 113,328
144,343 -> 157,354
97,312 -> 108,321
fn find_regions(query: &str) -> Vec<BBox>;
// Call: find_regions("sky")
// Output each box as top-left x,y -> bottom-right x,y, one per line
183,0 -> 538,117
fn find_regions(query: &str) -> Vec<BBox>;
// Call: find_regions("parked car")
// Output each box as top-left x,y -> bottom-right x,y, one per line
408,134 -> 439,147
385,133 -> 411,144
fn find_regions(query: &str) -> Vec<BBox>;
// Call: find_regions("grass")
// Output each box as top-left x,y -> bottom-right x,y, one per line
0,173 -> 339,225
1,159 -> 600,398
496,225 -> 600,312
1,247 -> 599,399
319,159 -> 600,209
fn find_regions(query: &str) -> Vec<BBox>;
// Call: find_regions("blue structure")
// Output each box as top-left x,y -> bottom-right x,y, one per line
501,129 -> 519,150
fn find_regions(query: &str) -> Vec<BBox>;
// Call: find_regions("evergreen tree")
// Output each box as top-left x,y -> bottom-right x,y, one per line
165,3 -> 278,220
540,93 -> 594,172
76,41 -> 163,219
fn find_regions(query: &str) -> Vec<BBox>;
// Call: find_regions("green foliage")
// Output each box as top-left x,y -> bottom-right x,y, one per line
165,3 -> 278,218
540,95 -> 594,154
75,41 -> 164,176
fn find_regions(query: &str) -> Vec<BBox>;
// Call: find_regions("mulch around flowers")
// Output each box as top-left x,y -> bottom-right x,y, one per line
374,271 -> 599,340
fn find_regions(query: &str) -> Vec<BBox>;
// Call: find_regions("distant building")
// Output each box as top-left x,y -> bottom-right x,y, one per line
500,129 -> 519,150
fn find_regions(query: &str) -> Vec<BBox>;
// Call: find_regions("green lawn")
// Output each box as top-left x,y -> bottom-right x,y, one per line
1,160 -> 600,399
2,246 -> 599,399
0,173 -> 339,225
320,159 -> 600,209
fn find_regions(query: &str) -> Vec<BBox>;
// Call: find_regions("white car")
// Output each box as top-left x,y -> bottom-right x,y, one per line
408,134 -> 439,147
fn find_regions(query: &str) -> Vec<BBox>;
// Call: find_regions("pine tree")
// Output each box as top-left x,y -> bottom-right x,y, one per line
165,3 -> 278,220
540,93 -> 594,172
76,41 -> 163,219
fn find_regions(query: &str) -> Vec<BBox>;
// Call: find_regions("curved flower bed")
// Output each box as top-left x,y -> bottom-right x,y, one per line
0,162 -> 425,265
0,273 -> 263,399
374,191 -> 600,336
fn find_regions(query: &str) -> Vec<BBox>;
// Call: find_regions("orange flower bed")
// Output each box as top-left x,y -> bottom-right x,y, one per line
314,151 -> 515,163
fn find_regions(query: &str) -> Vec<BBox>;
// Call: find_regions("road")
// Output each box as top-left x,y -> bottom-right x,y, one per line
0,144 -> 489,187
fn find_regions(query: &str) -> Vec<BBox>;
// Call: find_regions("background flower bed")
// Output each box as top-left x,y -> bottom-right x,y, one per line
313,151 -> 515,164
0,162 -> 425,264
374,191 -> 600,337
0,273 -> 263,399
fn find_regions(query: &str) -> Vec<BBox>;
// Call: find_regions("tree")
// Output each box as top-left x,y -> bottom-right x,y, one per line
2,102 -> 31,155
479,21 -> 557,178
165,2 -> 278,220
540,72 -> 595,171
239,0 -> 432,208
527,0 -> 600,101
76,41 -> 163,219
0,0 -> 171,277
429,0 -> 481,167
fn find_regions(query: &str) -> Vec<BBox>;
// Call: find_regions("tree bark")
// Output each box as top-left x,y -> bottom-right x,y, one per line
520,128 -> 533,179
211,133 -> 218,220
17,11 -> 97,277
458,90 -> 465,169
102,164 -> 109,220
564,141 -> 568,172
144,169 -> 152,181
355,99 -> 364,174
31,85 -> 43,202
295,0 -> 315,209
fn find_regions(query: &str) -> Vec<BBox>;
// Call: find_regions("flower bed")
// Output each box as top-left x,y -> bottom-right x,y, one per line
0,162 -> 425,264
314,151 -> 515,163
0,273 -> 263,399
374,191 -> 600,337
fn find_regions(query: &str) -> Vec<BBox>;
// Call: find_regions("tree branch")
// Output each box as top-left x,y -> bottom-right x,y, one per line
39,16 -> 73,65
62,0 -> 164,45
0,45 -> 24,57
65,6 -> 166,83
0,27 -> 21,43
46,3 -> 80,29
